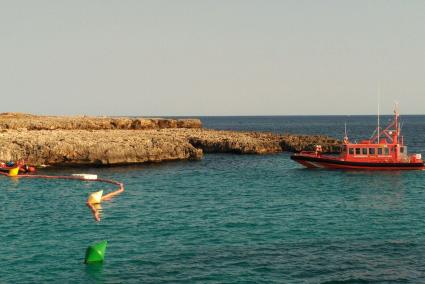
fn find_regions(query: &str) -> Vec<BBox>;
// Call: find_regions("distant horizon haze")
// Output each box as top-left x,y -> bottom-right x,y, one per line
3,112 -> 423,117
1,1 -> 424,116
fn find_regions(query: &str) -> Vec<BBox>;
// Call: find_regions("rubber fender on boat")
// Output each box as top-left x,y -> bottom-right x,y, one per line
84,240 -> 107,264
88,190 -> 103,204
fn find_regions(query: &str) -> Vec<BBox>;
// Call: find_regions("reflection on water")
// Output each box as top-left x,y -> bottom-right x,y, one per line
342,170 -> 406,209
84,262 -> 104,282
93,203 -> 103,220
8,177 -> 20,187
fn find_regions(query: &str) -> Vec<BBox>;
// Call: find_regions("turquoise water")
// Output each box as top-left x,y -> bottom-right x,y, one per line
2,116 -> 425,283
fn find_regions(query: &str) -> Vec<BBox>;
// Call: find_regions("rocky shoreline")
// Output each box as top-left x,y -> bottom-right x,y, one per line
0,113 -> 341,166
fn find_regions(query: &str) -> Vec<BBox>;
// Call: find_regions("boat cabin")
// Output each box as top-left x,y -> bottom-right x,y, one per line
342,142 -> 411,162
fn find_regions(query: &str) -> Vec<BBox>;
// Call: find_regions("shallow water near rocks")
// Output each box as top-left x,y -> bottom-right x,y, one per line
2,116 -> 425,283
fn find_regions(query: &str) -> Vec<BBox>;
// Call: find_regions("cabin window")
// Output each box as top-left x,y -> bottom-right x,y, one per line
349,148 -> 354,155
384,148 -> 390,155
369,148 -> 375,155
378,148 -> 383,155
400,147 -> 405,154
355,148 -> 361,155
362,148 -> 368,155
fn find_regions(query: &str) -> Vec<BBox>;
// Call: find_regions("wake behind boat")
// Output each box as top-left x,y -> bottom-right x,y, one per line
291,106 -> 424,170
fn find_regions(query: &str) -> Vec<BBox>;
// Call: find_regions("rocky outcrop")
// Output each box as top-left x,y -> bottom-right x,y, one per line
0,114 -> 341,166
280,134 -> 341,153
0,129 -> 203,166
186,130 -> 341,154
186,130 -> 282,154
0,113 -> 202,130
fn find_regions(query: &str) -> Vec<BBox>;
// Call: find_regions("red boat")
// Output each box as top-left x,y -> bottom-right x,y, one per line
291,106 -> 424,170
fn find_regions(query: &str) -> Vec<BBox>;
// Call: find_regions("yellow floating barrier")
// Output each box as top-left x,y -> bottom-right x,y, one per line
9,167 -> 20,177
88,190 -> 103,204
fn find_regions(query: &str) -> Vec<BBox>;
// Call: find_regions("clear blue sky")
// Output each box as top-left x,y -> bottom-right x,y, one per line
1,0 -> 424,116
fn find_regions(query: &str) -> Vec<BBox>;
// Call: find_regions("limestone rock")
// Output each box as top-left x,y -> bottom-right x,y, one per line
280,134 -> 341,153
0,130 -> 203,166
0,113 -> 202,130
0,114 -> 341,166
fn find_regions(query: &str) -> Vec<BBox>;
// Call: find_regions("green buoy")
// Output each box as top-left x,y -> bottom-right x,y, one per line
84,240 -> 108,264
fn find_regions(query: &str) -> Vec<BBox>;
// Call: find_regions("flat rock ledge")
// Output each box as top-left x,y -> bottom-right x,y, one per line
0,113 -> 202,130
0,113 -> 341,166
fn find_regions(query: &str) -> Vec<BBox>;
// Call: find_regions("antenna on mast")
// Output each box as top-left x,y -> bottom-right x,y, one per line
343,121 -> 349,144
394,100 -> 399,142
344,122 -> 347,138
377,82 -> 381,144
344,121 -> 349,144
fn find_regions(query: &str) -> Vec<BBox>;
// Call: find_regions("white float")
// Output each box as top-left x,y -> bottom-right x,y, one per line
72,174 -> 98,180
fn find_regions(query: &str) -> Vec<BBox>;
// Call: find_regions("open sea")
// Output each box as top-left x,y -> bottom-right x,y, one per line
2,115 -> 425,283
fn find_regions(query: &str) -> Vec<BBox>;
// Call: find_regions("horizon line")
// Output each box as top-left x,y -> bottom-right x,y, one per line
5,112 -> 425,117
142,113 -> 425,117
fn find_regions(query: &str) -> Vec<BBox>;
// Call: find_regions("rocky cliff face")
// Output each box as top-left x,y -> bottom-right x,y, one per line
0,114 -> 341,166
186,130 -> 341,154
0,129 -> 203,166
187,130 -> 282,154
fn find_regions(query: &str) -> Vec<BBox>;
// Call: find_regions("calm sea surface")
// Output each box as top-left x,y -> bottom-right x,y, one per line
2,116 -> 425,283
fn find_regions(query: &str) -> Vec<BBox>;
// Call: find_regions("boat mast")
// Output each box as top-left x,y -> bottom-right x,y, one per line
377,84 -> 381,144
343,121 -> 349,144
344,122 -> 347,139
394,102 -> 399,144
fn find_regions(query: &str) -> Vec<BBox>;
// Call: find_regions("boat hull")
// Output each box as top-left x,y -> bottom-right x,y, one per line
291,154 -> 425,170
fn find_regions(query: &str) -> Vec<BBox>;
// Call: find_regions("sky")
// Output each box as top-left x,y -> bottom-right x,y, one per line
0,0 -> 424,116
